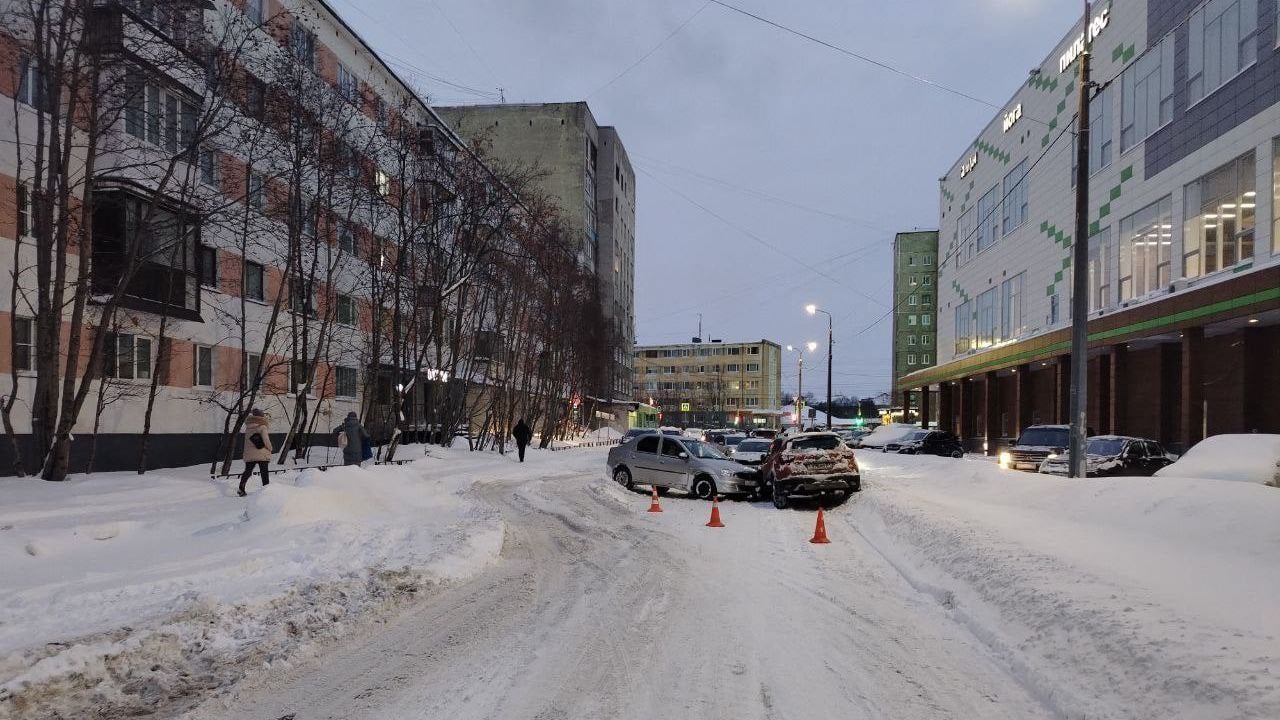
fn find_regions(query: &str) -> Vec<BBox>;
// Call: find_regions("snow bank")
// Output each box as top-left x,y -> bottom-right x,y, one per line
848,453 -> 1280,719
0,445 -> 535,718
856,422 -> 919,448
1154,433 -> 1280,485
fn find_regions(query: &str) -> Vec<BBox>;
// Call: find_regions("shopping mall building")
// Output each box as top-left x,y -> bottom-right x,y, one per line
899,0 -> 1280,453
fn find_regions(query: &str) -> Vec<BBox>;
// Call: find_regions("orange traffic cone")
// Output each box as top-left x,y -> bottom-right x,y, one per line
647,486 -> 663,513
809,507 -> 831,544
706,496 -> 725,528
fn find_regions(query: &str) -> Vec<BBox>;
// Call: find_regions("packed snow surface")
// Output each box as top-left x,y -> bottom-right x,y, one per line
1154,432 -> 1280,484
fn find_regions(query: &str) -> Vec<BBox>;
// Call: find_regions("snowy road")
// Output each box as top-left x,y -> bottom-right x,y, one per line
186,451 -> 1054,720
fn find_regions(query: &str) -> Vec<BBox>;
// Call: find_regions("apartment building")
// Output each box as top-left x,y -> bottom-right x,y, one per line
900,0 -> 1280,453
434,103 -> 637,411
890,230 -> 939,420
0,0 -> 593,476
632,340 -> 783,429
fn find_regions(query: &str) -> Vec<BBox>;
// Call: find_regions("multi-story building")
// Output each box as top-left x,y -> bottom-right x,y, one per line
900,0 -> 1280,453
891,230 -> 939,420
434,103 -> 637,412
632,340 -> 783,430
0,0 -> 599,476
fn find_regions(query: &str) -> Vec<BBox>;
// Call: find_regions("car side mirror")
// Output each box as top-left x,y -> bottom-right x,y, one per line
678,452 -> 689,459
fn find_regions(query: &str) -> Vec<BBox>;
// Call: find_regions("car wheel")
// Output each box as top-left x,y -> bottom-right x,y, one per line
691,475 -> 717,500
771,482 -> 789,509
613,467 -> 634,490
655,486 -> 669,497
951,450 -> 963,458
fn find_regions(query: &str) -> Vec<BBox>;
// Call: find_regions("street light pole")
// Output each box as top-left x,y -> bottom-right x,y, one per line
806,305 -> 835,430
1069,0 -> 1093,479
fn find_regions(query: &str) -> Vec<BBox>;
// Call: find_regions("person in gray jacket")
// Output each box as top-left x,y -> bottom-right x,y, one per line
335,411 -> 371,465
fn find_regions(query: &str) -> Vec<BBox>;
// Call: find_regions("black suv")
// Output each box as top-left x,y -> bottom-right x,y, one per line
1000,425 -> 1093,472
1038,436 -> 1172,477
885,430 -> 965,458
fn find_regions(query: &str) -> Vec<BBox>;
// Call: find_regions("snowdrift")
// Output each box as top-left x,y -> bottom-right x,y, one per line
850,453 -> 1280,719
1154,433 -> 1280,485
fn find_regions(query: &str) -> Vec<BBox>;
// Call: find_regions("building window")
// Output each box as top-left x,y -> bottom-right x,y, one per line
289,278 -> 316,317
1089,84 -> 1113,172
924,254 -> 934,265
247,171 -> 266,211
1274,139 -> 1280,255
244,0 -> 263,23
193,344 -> 214,387
199,147 -> 218,185
923,275 -> 932,286
1183,151 -> 1255,278
338,221 -> 358,257
1050,293 -> 1061,325
16,184 -> 31,237
374,170 -> 390,197
998,273 -> 1023,340
976,185 -> 1000,253
922,353 -> 931,364
921,293 -> 932,306
337,294 -> 357,325
243,352 -> 261,390
907,254 -> 915,266
335,366 -> 358,398
975,286 -> 998,349
13,317 -> 34,372
337,64 -> 359,105
923,334 -> 932,346
907,354 -> 917,366
909,294 -> 918,306
957,207 -> 976,266
245,76 -> 266,119
1002,159 -> 1028,234
290,21 -> 316,68
17,54 -> 53,113
726,363 -> 739,372
910,275 -> 918,286
289,359 -> 310,395
105,333 -> 152,380
1188,0 -> 1257,105
907,336 -> 917,346
199,245 -> 217,288
244,261 -> 265,301
1120,32 -> 1174,152
91,192 -> 200,315
1119,196 -> 1173,299
746,363 -> 760,372
1087,226 -> 1112,312
124,77 -> 198,152
922,314 -> 932,327
954,301 -> 972,355
908,315 -> 917,326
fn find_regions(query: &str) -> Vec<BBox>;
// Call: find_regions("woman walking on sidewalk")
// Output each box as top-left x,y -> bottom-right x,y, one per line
238,409 -> 272,497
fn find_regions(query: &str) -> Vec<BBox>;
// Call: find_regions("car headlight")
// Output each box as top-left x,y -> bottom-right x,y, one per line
998,451 -> 1012,468
719,468 -> 734,477
1045,452 -> 1059,460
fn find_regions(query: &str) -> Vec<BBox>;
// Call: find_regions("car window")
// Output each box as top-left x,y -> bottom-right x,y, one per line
725,435 -> 745,446
683,440 -> 727,459
1017,428 -> 1069,447
660,439 -> 686,457
635,436 -> 659,454
788,435 -> 841,451
738,440 -> 769,452
1087,438 -> 1127,456
1144,441 -> 1163,457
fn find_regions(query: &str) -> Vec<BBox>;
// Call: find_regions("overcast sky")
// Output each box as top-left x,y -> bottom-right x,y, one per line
342,0 -> 1080,398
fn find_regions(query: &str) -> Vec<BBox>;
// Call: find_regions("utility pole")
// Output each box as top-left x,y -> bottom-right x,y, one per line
1069,0 -> 1093,479
825,321 -> 833,430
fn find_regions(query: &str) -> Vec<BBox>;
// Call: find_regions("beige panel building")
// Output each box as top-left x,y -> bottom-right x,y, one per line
632,340 -> 783,430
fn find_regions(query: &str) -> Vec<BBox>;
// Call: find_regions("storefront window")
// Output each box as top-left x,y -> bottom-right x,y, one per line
953,301 -> 972,356
1000,272 -> 1024,340
1273,139 -> 1279,255
1087,226 -> 1112,312
1183,151 -> 1255,278
1119,196 -> 1172,300
975,287 -> 998,349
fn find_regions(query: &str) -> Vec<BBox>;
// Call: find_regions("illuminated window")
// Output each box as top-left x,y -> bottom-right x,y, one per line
1183,151 -> 1253,279
1120,196 -> 1173,299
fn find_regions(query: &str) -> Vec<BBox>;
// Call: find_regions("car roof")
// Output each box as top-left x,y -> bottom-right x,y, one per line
1089,434 -> 1150,442
1024,424 -> 1070,429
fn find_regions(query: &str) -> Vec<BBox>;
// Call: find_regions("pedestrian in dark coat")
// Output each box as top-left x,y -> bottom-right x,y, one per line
512,418 -> 533,462
238,409 -> 272,497
335,411 -> 371,466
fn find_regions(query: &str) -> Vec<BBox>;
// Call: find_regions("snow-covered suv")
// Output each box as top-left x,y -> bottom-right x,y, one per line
760,432 -> 861,509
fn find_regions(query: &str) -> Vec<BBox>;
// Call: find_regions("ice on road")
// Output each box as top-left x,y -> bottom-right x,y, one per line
188,452 -> 1053,720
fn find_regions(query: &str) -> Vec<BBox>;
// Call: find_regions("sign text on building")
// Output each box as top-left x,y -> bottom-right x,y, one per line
1058,7 -> 1110,73
959,152 -> 979,178
1002,103 -> 1023,132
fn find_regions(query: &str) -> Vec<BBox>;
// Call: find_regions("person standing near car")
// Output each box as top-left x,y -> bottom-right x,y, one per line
238,409 -> 272,497
335,411 -> 371,466
512,418 -> 533,462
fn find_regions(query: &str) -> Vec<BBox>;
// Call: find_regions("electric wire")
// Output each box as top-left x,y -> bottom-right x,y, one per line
587,0 -> 712,99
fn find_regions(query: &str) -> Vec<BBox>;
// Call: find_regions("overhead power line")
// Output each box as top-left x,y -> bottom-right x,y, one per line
588,0 -> 712,99
707,0 -> 1015,115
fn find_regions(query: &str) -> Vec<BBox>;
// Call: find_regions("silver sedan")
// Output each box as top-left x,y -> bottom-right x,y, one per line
606,434 -> 760,499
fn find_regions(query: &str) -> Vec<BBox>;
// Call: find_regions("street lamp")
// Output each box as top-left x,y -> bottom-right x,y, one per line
786,343 -> 818,428
806,304 -> 834,430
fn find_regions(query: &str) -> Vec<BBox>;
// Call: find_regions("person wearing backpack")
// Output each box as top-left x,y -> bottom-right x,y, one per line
238,408 -> 272,497
335,411 -> 371,466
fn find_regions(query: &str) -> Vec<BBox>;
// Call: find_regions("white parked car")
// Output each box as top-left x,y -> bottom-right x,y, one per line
1154,434 -> 1280,486
729,437 -> 773,465
683,427 -> 705,439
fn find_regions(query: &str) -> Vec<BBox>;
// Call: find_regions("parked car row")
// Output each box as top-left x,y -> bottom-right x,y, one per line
606,430 -> 861,509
